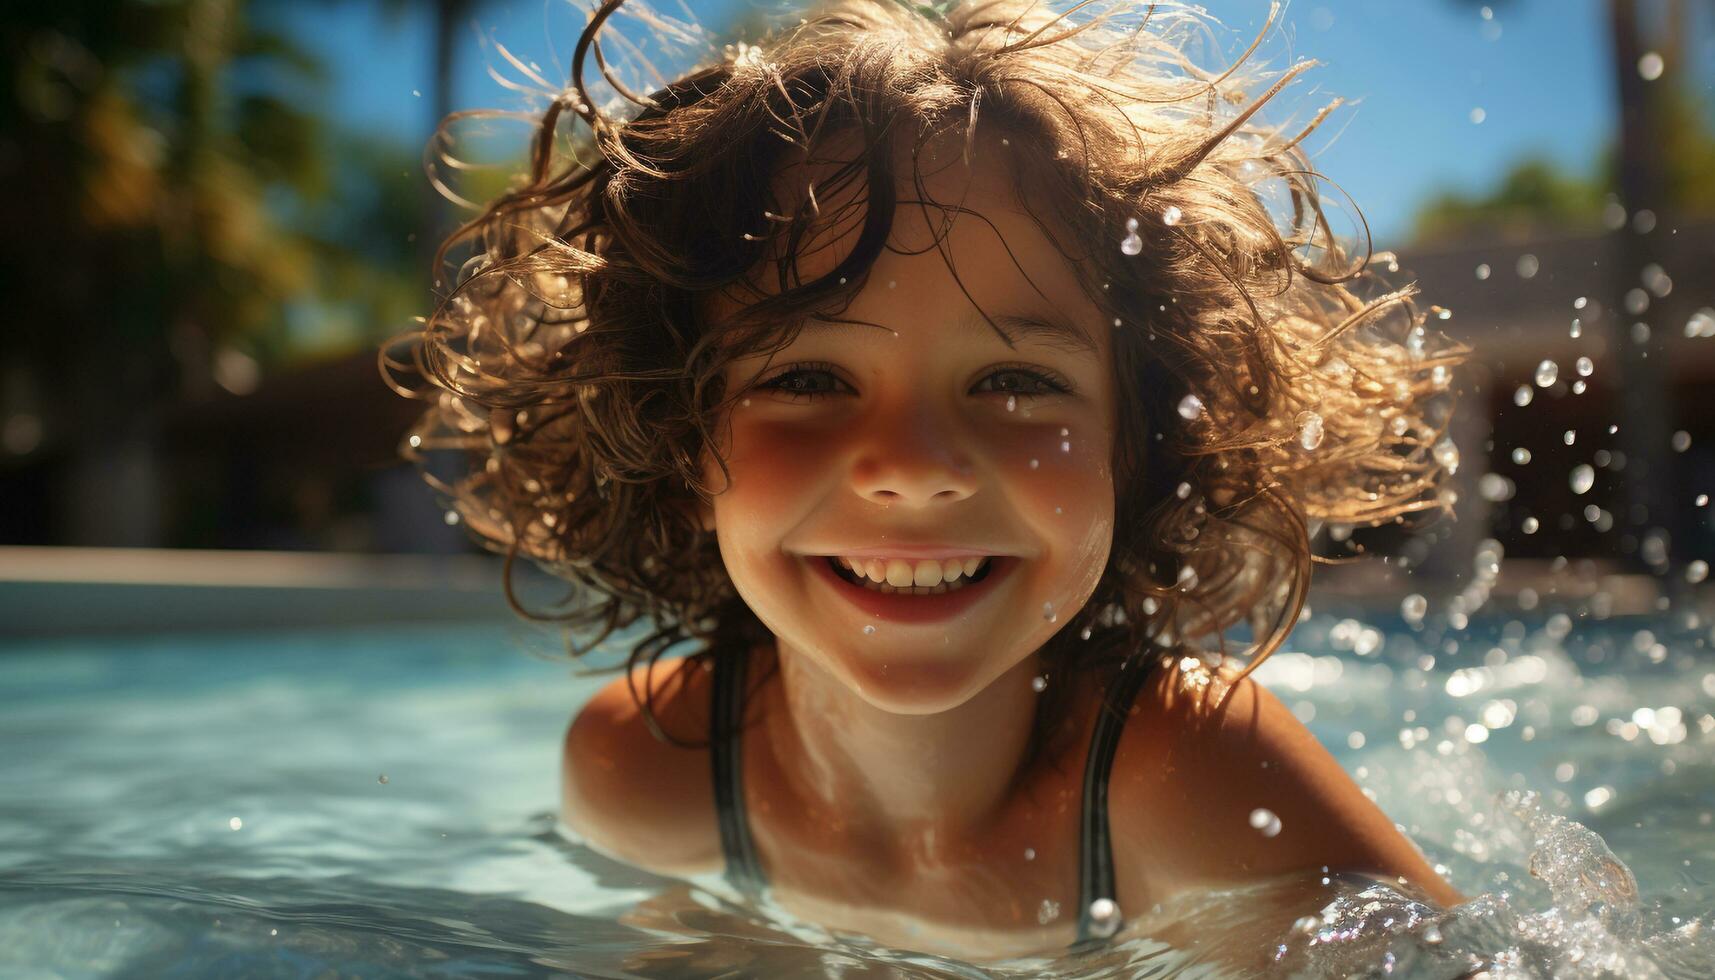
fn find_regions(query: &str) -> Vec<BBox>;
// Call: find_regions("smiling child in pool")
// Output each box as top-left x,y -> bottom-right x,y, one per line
393,0 -> 1468,962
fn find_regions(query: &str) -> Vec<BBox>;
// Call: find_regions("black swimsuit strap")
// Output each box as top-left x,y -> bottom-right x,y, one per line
710,650 -> 766,898
1073,653 -> 1159,946
711,647 -> 1159,948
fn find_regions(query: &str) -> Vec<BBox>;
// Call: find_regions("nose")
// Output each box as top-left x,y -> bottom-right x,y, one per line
848,403 -> 979,507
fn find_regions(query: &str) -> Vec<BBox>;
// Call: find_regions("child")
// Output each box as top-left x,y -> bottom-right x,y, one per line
390,0 -> 1468,964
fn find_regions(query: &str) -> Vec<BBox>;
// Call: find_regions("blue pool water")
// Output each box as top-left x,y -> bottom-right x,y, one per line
3,603 -> 1714,977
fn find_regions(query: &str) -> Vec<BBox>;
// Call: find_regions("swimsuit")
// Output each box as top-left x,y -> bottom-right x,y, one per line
710,648 -> 1160,950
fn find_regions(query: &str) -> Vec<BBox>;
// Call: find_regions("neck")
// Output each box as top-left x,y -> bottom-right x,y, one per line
758,639 -> 1046,864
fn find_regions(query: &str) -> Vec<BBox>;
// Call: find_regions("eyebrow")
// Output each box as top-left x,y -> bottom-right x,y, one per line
799,311 -> 1097,354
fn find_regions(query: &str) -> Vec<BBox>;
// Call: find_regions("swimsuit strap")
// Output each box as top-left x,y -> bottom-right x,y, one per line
710,645 -> 1160,947
710,649 -> 767,898
1072,652 -> 1159,947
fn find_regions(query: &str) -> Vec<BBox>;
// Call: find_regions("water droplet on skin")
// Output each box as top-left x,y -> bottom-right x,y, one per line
1570,464 -> 1595,495
1031,675 -> 1048,692
1298,411 -> 1325,451
1534,360 -> 1559,387
1177,393 -> 1204,420
1162,205 -> 1182,226
862,624 -> 876,635
1514,385 -> 1533,407
1024,847 -> 1036,860
1005,394 -> 1016,412
1249,807 -> 1282,837
1043,601 -> 1056,622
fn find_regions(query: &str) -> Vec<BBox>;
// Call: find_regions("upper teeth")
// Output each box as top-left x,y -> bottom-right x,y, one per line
835,556 -> 989,588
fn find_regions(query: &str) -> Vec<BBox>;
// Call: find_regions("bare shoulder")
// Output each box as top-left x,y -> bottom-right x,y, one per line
560,656 -> 723,876
1108,653 -> 1463,908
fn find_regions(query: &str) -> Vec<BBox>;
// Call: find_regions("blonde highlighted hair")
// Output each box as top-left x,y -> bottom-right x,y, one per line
384,0 -> 1465,749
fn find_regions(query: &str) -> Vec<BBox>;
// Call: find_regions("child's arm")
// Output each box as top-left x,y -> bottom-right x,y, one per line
1110,658 -> 1465,911
560,663 -> 722,876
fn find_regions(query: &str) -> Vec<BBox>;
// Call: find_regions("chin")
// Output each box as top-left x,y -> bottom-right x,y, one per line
816,637 -> 1015,715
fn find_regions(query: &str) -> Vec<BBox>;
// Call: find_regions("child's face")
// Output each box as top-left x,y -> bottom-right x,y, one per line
701,133 -> 1118,713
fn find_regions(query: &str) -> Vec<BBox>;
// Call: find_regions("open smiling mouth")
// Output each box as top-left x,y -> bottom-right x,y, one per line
806,554 -> 1013,624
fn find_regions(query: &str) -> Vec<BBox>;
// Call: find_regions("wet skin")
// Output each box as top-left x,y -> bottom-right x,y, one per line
561,131 -> 1465,962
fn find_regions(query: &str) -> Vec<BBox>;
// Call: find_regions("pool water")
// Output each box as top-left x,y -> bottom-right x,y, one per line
3,607 -> 1713,977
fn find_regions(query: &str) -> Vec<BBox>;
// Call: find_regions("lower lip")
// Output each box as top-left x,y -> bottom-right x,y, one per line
806,556 -> 1015,625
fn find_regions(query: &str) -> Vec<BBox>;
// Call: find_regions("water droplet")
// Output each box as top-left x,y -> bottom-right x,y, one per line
1433,438 -> 1460,474
1512,447 -> 1531,465
1570,464 -> 1595,495
1120,217 -> 1143,255
444,510 -> 461,526
1087,897 -> 1121,937
1423,923 -> 1444,945
1298,412 -> 1325,451
1249,807 -> 1282,837
1688,560 -> 1709,584
1534,360 -> 1559,387
862,624 -> 876,635
1522,516 -> 1540,534
1625,288 -> 1650,315
1574,296 -> 1588,310
1672,430 -> 1692,452
1043,601 -> 1056,622
1031,675 -> 1048,692
1024,846 -> 1036,860
1516,254 -> 1540,279
1475,263 -> 1491,280
1638,51 -> 1664,80
1564,429 -> 1577,446
378,774 -> 389,784
1695,494 -> 1708,507
1028,458 -> 1039,470
1513,385 -> 1533,407
1576,356 -> 1593,377
1175,481 -> 1192,499
412,89 -> 422,97
1176,393 -> 1204,420
1162,205 -> 1182,226
1686,309 -> 1715,338
1004,394 -> 1017,412
1400,594 -> 1427,625
229,816 -> 243,831
1469,106 -> 1486,125
1572,380 -> 1587,394
1570,318 -> 1583,339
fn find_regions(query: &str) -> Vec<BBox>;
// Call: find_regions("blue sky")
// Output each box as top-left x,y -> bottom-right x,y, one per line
269,0 -> 1712,244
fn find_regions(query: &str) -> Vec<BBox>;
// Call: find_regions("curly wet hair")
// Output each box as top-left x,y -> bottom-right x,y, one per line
382,0 -> 1465,752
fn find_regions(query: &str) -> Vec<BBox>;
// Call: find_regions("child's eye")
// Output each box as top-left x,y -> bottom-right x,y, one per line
754,362 -> 1063,399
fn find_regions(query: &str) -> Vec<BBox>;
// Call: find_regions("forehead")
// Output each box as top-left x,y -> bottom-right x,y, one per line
705,126 -> 1105,344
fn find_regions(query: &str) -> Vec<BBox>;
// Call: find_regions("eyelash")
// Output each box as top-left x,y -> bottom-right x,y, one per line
756,361 -> 1072,402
